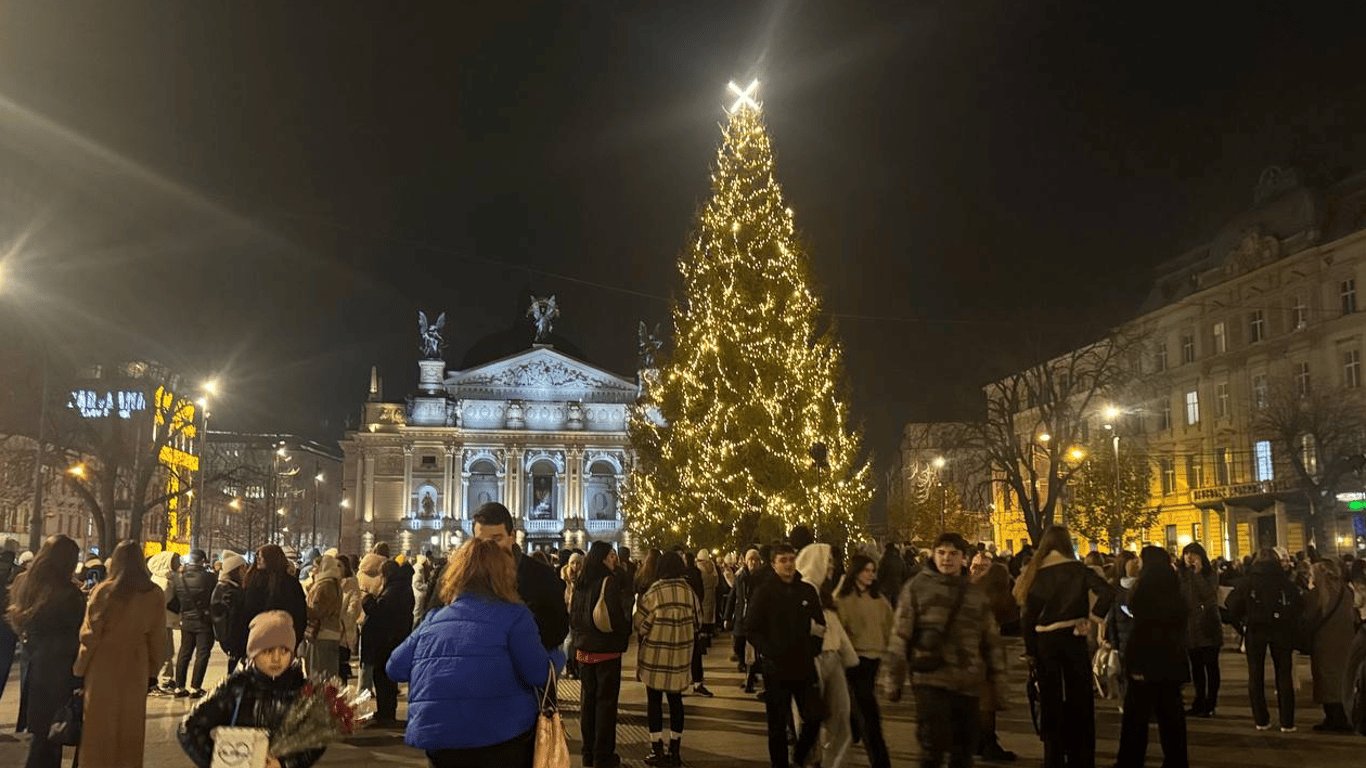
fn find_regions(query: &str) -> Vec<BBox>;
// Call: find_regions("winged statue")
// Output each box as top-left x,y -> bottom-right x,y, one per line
527,295 -> 559,343
638,321 -> 664,368
418,311 -> 447,359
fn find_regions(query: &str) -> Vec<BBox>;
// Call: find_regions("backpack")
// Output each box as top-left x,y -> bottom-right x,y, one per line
1246,584 -> 1292,629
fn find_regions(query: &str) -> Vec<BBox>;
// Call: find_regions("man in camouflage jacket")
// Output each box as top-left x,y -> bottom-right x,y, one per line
884,532 -> 1008,768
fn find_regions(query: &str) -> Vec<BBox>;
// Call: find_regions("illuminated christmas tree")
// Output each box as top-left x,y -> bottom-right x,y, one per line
624,82 -> 873,549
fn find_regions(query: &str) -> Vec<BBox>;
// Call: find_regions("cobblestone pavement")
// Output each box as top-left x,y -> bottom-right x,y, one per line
0,632 -> 1361,767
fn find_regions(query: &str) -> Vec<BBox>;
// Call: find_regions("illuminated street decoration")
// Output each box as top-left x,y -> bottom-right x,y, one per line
727,78 -> 760,113
69,389 -> 147,419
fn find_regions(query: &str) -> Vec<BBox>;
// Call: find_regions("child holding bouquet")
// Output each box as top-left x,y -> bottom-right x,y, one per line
178,610 -> 326,768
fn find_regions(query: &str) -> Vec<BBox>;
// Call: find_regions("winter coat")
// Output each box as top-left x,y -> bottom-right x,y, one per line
0,551 -> 19,615
1123,574 -> 1190,685
885,569 -> 1007,695
241,573 -> 309,652
517,551 -> 570,651
211,576 -> 246,658
1304,583 -> 1356,704
339,576 -> 361,650
746,573 -> 824,682
172,563 -> 218,635
698,561 -> 719,625
357,553 -> 386,597
1180,566 -> 1223,649
305,557 -> 344,643
835,589 -> 894,658
1105,577 -> 1138,655
74,580 -> 166,768
725,566 -> 750,632
177,663 -> 323,768
1020,551 -> 1113,658
13,578 -> 85,738
878,549 -> 908,606
1226,560 -> 1301,643
386,593 -> 549,750
360,568 -> 415,663
636,577 -> 699,692
571,571 -> 632,654
148,551 -> 182,630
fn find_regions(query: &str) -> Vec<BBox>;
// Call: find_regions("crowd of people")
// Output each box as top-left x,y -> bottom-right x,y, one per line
2,512 -> 1365,768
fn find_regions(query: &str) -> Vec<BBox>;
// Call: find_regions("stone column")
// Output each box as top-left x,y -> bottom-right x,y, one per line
402,447 -> 414,520
442,445 -> 455,519
507,447 -> 523,518
1200,507 -> 1212,554
362,452 -> 376,524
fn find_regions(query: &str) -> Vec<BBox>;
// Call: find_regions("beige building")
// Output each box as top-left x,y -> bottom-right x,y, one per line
989,167 -> 1366,559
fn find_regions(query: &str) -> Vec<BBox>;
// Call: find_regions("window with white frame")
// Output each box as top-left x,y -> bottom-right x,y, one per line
1185,453 -> 1203,489
1292,296 -> 1308,330
1343,278 -> 1358,316
1255,440 -> 1274,482
1250,310 -> 1265,342
1299,433 -> 1318,476
1155,343 -> 1168,372
1185,389 -> 1200,425
1181,331 -> 1195,364
1159,458 -> 1176,495
1213,321 -> 1227,353
1295,361 -> 1311,396
1158,398 -> 1172,430
1214,447 -> 1230,485
1345,348 -> 1362,389
1253,373 -> 1269,409
1215,381 -> 1229,418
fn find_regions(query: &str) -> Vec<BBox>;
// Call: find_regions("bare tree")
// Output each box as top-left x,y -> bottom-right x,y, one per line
886,463 -> 985,544
965,332 -> 1148,546
1253,378 -> 1366,551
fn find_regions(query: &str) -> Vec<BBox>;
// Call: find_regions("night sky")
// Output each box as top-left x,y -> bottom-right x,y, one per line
3,1 -> 1366,482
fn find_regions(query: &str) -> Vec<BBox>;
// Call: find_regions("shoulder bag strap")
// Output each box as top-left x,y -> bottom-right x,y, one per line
230,690 -> 245,726
538,659 -> 557,715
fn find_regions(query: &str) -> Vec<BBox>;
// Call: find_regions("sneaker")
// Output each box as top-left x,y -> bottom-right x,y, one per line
693,684 -> 714,697
1255,723 -> 1273,731
173,688 -> 191,698
1280,726 -> 1297,733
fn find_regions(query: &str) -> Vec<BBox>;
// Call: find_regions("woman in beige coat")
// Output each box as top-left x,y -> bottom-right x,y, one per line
75,541 -> 167,768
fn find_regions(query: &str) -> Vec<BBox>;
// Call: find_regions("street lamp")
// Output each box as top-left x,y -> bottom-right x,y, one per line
192,379 -> 218,553
1103,405 -> 1122,550
931,456 -> 947,531
312,469 -> 324,549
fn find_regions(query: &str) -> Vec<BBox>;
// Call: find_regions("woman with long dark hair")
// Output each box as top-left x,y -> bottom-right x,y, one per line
571,541 -> 631,768
75,540 -> 167,768
1015,525 -> 1111,768
635,550 -> 698,766
835,553 -> 892,768
240,544 -> 308,652
1180,542 -> 1222,717
1114,546 -> 1189,768
7,535 -> 84,768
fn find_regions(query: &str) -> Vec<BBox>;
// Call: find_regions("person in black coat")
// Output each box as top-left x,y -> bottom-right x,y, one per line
1114,546 -> 1189,768
240,544 -> 309,655
745,542 -> 824,768
1227,547 -> 1303,730
362,559 -> 415,723
210,553 -> 249,674
173,549 -> 218,695
6,535 -> 85,768
570,541 -> 632,768
0,549 -> 21,707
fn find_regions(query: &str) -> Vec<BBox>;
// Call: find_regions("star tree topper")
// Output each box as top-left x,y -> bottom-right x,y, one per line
727,78 -> 760,114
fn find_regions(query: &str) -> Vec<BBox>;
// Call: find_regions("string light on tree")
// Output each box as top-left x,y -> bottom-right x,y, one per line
623,81 -> 873,549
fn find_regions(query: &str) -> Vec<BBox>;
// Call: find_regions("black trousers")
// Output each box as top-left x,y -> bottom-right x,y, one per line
691,634 -> 704,683
914,686 -> 978,768
1036,632 -> 1095,768
646,687 -> 685,734
1245,631 -> 1294,728
175,629 -> 213,689
847,657 -> 890,768
733,632 -> 746,663
1187,646 -> 1220,712
1115,678 -> 1187,768
762,675 -> 820,768
580,656 -> 623,762
373,646 -> 399,719
425,727 -> 534,768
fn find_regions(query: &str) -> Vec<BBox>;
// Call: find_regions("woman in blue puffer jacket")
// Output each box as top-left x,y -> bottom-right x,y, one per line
386,538 -> 551,768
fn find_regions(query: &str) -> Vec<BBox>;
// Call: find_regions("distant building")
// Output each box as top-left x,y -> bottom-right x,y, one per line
340,303 -> 637,557
891,422 -> 994,546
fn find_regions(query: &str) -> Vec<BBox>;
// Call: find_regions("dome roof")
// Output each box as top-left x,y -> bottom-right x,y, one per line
456,327 -> 592,371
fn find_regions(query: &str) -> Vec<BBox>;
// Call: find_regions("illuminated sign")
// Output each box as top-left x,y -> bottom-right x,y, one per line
70,389 -> 147,419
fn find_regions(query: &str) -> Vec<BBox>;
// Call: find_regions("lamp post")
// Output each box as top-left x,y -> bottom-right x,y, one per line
1104,405 -> 1122,549
932,456 -> 947,532
312,467 -> 323,549
192,380 -> 217,554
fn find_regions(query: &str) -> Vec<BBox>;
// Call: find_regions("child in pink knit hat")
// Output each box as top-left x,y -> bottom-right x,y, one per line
178,610 -> 324,768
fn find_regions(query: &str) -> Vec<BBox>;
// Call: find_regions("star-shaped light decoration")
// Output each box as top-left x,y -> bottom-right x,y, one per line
727,78 -> 760,114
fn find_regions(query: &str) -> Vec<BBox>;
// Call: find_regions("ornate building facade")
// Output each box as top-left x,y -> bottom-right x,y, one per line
339,305 -> 637,556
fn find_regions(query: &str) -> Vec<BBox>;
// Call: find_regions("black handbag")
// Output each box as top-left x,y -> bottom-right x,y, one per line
49,689 -> 83,746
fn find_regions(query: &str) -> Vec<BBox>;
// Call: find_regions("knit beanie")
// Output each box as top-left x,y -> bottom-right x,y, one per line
219,552 -> 248,581
247,610 -> 296,659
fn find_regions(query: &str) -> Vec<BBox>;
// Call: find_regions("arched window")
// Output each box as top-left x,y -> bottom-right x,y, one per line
585,460 -> 618,521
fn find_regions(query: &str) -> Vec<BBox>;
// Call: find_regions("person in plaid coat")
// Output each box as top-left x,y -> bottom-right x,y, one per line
635,551 -> 700,766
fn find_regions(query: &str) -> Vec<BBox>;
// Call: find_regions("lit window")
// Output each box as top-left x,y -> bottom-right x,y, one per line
1345,349 -> 1361,389
1295,361 -> 1311,396
1255,440 -> 1274,482
1185,390 -> 1200,425
1213,322 -> 1227,353
1250,310 -> 1265,342
1342,279 -> 1357,316
1215,382 -> 1230,418
1300,434 -> 1318,476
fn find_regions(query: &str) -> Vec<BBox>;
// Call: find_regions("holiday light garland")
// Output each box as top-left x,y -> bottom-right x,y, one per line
622,101 -> 873,550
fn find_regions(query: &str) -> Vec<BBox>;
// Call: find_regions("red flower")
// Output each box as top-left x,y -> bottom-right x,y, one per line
302,683 -> 315,697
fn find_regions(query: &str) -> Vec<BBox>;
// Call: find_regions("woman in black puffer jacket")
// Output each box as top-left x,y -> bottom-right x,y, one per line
1114,546 -> 1189,768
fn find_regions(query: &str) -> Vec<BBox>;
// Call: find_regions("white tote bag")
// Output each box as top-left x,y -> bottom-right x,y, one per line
210,726 -> 270,768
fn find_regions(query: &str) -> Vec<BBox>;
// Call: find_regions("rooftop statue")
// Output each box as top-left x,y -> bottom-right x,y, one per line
638,321 -> 664,369
527,295 -> 559,343
418,311 -> 447,359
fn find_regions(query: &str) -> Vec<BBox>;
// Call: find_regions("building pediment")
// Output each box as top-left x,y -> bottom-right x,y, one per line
447,346 -> 638,404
